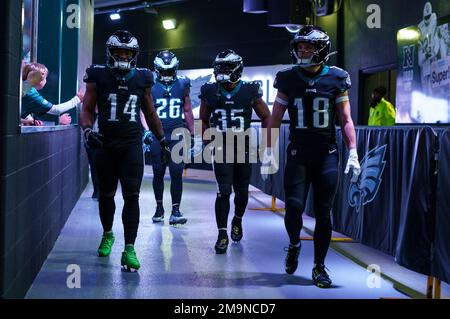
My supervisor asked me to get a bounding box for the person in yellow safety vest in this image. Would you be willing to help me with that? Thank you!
[368,86,396,126]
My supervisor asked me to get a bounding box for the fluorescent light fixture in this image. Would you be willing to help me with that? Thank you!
[162,19,177,30]
[397,28,420,41]
[110,13,121,20]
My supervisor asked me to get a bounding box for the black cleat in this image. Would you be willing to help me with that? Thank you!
[284,244,301,274]
[312,264,332,288]
[169,210,187,225]
[215,233,229,254]
[152,205,164,223]
[231,217,243,242]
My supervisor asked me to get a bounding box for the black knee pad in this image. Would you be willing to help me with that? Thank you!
[218,184,232,197]
[234,187,248,202]
[285,196,305,213]
[122,194,140,222]
[99,194,115,209]
[152,165,165,178]
[315,210,332,225]
[123,193,139,202]
[233,185,248,196]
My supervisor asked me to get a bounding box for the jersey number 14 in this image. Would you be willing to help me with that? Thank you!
[108,93,138,122]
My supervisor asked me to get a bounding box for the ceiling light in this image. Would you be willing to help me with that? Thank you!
[110,13,121,20]
[162,19,177,30]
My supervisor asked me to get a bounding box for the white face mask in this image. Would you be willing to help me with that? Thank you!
[215,73,231,83]
[115,61,131,70]
[161,75,175,82]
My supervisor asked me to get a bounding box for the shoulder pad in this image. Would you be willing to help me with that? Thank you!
[200,82,216,92]
[277,66,296,74]
[91,64,106,69]
[329,66,349,78]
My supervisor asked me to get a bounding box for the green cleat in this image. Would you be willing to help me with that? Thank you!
[97,231,115,257]
[121,245,141,271]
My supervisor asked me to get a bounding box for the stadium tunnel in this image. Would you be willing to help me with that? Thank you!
[0,0,450,301]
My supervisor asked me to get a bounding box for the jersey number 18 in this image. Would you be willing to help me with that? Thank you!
[294,97,330,129]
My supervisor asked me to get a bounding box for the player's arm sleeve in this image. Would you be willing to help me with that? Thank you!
[184,77,192,96]
[198,84,208,103]
[339,71,352,93]
[254,82,263,99]
[83,66,96,84]
[273,72,289,96]
[144,69,154,88]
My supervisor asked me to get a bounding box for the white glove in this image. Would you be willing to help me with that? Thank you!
[260,147,279,181]
[345,148,361,182]
[191,135,203,157]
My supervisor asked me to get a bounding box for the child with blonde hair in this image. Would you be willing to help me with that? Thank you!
[21,62,84,125]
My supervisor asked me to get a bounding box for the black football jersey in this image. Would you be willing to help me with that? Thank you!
[199,81,262,134]
[274,65,351,145]
[152,76,190,133]
[83,65,153,148]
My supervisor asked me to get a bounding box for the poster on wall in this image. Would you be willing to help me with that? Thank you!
[396,2,450,124]
[178,64,292,120]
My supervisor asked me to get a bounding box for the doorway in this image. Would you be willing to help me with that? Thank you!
[359,65,397,125]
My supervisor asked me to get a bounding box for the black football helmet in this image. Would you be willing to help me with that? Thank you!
[213,49,243,83]
[154,50,179,83]
[290,25,333,67]
[106,30,139,71]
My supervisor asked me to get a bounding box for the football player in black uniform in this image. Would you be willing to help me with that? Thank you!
[80,30,170,271]
[263,26,361,287]
[142,50,194,225]
[200,50,271,254]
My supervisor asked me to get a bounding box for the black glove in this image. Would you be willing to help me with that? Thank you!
[160,137,171,165]
[84,128,103,149]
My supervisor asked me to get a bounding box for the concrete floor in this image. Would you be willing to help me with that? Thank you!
[26,169,408,299]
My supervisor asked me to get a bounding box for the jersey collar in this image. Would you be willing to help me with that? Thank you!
[294,65,329,86]
[109,67,136,82]
[157,78,177,91]
[219,81,242,99]
[122,68,136,81]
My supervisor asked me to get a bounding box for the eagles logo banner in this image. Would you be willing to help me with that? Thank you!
[347,145,387,213]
